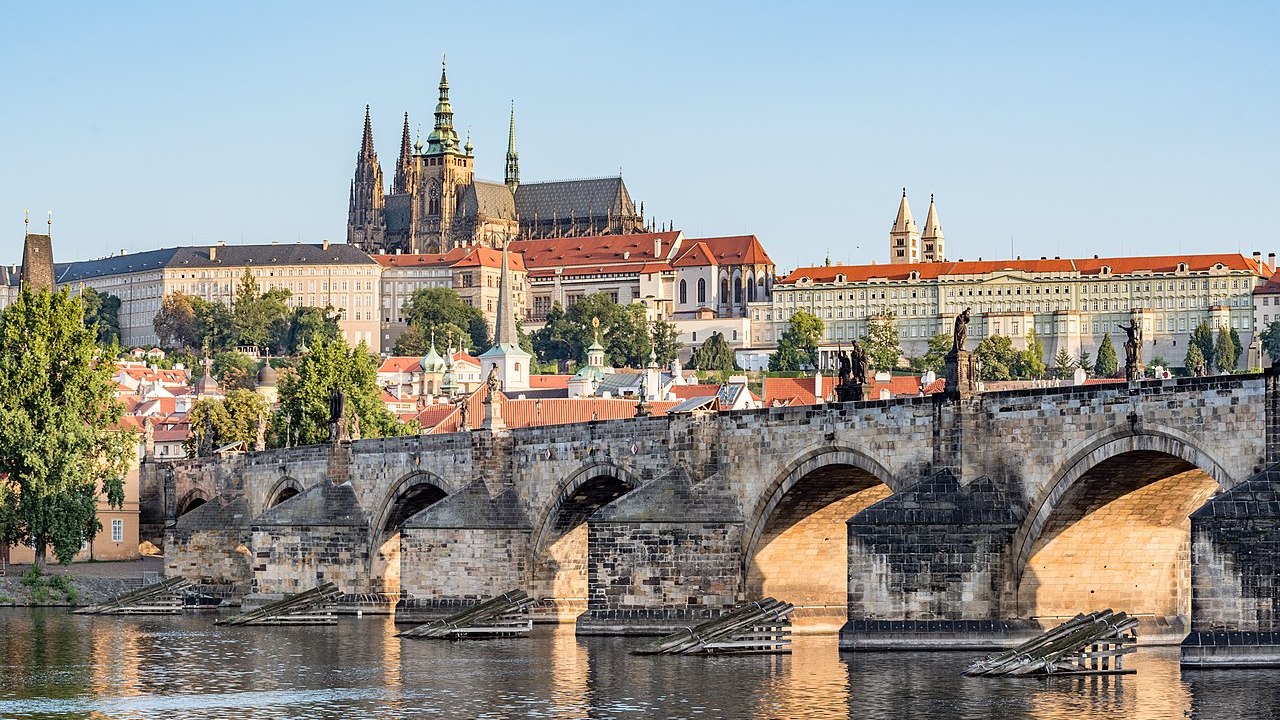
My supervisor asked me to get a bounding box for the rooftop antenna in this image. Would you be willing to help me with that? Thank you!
[24,208,29,231]
[47,210,52,233]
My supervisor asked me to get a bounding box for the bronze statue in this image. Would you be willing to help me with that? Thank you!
[849,339,869,386]
[458,396,471,431]
[1119,321,1141,379]
[953,307,972,354]
[328,387,346,425]
[837,350,852,388]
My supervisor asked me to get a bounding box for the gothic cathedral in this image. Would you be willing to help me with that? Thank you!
[348,60,647,254]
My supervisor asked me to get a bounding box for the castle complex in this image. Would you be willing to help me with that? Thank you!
[347,60,645,255]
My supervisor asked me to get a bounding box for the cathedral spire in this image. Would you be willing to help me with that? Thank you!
[477,239,531,393]
[505,101,520,192]
[891,188,917,234]
[889,188,921,264]
[494,240,518,348]
[348,106,385,250]
[394,112,414,193]
[426,55,459,155]
[360,105,375,159]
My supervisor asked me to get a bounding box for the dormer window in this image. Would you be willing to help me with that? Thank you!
[1177,262,1189,272]
[835,273,846,283]
[1100,265,1112,275]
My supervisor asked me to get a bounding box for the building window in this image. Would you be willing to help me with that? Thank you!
[697,278,707,303]
[111,519,123,543]
[679,280,687,304]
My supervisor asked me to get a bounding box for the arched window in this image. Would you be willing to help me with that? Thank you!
[721,278,730,304]
[679,279,688,304]
[746,273,756,302]
[734,277,743,305]
[697,278,706,303]
[429,186,441,215]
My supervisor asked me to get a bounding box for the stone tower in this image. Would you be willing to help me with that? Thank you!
[889,188,920,264]
[21,212,55,291]
[921,194,945,263]
[505,102,519,192]
[478,241,531,392]
[347,106,385,251]
[413,58,476,253]
[393,112,418,195]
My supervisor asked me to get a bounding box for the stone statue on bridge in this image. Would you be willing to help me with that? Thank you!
[837,351,852,388]
[835,341,870,402]
[327,387,346,443]
[952,307,971,355]
[1119,321,1142,381]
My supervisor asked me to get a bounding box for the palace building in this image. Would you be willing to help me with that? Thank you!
[347,60,646,255]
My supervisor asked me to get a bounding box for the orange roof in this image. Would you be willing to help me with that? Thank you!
[672,241,717,268]
[692,235,773,266]
[511,232,681,274]
[372,247,526,272]
[781,253,1264,285]
[528,374,572,390]
[379,357,422,374]
[1256,269,1280,296]
[762,375,836,406]
[497,398,682,427]
[668,383,722,400]
[865,375,929,397]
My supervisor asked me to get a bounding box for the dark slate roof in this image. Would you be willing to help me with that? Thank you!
[403,481,530,529]
[54,242,377,283]
[1,264,19,287]
[385,193,412,233]
[598,373,644,396]
[459,181,516,219]
[252,481,367,527]
[514,176,636,221]
[666,395,717,413]
[171,496,253,538]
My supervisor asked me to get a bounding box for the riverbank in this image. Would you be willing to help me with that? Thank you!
[0,557,163,607]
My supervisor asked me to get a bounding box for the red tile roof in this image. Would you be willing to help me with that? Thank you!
[781,253,1265,285]
[672,242,717,268]
[693,235,773,267]
[1255,269,1280,296]
[762,376,836,406]
[528,374,572,390]
[372,246,526,271]
[668,383,722,400]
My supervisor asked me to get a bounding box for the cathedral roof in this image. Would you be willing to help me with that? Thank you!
[694,235,773,266]
[372,246,525,272]
[458,181,516,220]
[514,176,637,221]
[511,231,681,278]
[384,194,413,234]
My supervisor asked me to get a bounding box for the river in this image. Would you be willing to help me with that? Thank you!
[0,609,1277,719]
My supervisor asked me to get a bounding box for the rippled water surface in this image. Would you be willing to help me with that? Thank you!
[1,609,1278,719]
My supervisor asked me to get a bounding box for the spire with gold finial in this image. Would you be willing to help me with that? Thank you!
[426,54,460,155]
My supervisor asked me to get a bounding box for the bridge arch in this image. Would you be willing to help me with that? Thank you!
[1011,428,1231,637]
[264,476,304,509]
[744,444,897,630]
[175,489,209,517]
[532,460,640,620]
[370,470,455,596]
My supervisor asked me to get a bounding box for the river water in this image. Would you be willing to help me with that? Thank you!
[0,609,1277,719]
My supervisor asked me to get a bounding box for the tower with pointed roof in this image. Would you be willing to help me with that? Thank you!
[505,102,519,192]
[346,106,386,250]
[920,194,945,263]
[407,57,478,253]
[477,241,531,392]
[393,112,418,195]
[21,211,55,292]
[889,188,920,264]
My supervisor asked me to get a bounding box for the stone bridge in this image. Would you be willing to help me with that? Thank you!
[145,373,1280,665]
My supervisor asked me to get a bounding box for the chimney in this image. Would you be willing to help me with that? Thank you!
[1270,253,1277,274]
[813,370,822,402]
[209,246,217,261]
[654,237,661,258]
[322,239,330,250]
[1253,251,1262,269]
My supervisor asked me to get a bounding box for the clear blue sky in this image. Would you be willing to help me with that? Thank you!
[2,1,1276,271]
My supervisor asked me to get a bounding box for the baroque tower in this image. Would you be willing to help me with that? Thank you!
[346,106,385,250]
[889,188,920,264]
[478,240,531,393]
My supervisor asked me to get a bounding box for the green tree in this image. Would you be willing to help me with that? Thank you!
[272,335,411,447]
[530,294,650,367]
[281,305,343,354]
[400,287,489,354]
[1077,349,1093,377]
[153,292,201,350]
[649,319,680,366]
[1053,348,1076,379]
[909,333,952,375]
[1015,329,1047,379]
[1095,334,1119,378]
[690,332,738,373]
[185,389,269,456]
[192,297,235,353]
[769,311,823,371]
[212,350,258,392]
[1260,321,1280,365]
[861,312,902,372]
[231,269,292,351]
[1184,342,1206,375]
[0,288,134,568]
[1229,327,1243,370]
[975,334,1016,381]
[1147,354,1170,377]
[530,302,575,367]
[1215,326,1238,373]
[1191,321,1215,372]
[79,288,122,346]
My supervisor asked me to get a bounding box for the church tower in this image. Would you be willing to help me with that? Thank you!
[414,57,475,253]
[505,102,519,192]
[346,106,385,251]
[393,112,418,194]
[478,241,531,392]
[889,188,920,264]
[21,211,55,292]
[920,194,945,263]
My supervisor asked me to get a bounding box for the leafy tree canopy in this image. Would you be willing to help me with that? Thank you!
[769,311,823,372]
[0,288,134,567]
[909,333,952,375]
[400,287,489,355]
[1095,334,1119,378]
[861,312,902,372]
[185,389,269,456]
[79,288,122,347]
[690,332,738,373]
[975,334,1016,381]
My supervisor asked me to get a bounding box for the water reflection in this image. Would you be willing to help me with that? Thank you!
[0,610,1277,719]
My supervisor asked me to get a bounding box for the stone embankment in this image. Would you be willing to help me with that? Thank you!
[0,558,162,607]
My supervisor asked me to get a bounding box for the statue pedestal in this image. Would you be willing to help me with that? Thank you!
[946,350,978,399]
[834,384,864,403]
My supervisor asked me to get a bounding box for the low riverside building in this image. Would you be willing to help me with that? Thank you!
[766,253,1271,371]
